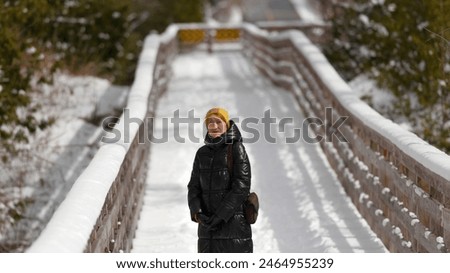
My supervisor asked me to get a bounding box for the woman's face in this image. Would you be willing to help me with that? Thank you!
[206,115,227,139]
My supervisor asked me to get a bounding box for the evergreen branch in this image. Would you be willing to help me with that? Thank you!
[424,27,450,43]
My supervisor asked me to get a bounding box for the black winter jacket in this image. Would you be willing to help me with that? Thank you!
[188,120,253,253]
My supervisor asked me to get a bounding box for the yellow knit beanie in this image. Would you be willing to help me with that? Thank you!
[205,107,230,129]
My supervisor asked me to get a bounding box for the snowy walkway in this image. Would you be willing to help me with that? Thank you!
[131,49,387,253]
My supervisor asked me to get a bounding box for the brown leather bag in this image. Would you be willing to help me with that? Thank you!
[244,192,259,224]
[227,144,259,224]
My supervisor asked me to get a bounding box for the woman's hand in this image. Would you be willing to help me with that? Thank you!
[197,213,210,224]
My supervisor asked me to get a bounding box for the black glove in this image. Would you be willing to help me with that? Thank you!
[197,213,210,226]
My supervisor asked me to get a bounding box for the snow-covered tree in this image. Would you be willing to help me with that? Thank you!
[325,0,449,152]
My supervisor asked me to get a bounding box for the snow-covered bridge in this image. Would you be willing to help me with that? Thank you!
[27,23,450,253]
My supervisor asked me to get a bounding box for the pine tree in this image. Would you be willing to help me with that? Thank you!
[0,1,56,157]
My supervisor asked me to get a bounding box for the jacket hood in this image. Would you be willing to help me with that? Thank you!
[204,120,242,145]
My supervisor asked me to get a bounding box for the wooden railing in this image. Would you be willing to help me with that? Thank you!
[84,30,179,252]
[27,26,179,253]
[255,21,331,45]
[241,24,450,252]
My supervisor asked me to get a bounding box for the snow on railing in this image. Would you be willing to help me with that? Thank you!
[27,26,179,253]
[241,23,450,252]
[254,20,331,45]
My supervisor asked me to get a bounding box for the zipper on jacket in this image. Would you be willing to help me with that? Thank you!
[208,149,216,211]
[208,149,216,253]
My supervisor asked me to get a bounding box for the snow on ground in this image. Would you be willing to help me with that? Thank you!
[0,73,128,251]
[131,49,387,253]
[348,74,412,132]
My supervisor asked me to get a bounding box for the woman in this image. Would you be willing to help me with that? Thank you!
[187,107,253,253]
